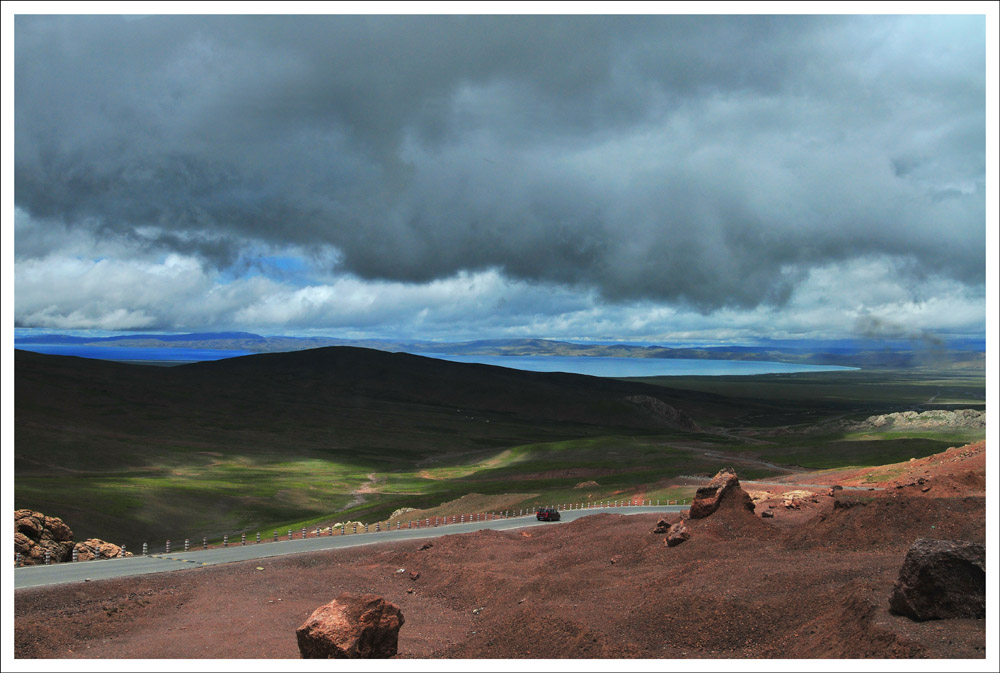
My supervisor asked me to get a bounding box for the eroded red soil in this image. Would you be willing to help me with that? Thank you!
[14,443,987,660]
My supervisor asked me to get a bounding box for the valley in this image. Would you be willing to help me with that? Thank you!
[14,347,985,553]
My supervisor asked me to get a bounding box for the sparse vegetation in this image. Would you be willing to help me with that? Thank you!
[14,349,984,548]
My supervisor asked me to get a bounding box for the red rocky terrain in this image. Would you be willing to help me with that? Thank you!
[13,442,988,660]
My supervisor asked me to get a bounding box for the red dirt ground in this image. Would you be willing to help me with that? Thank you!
[13,443,988,660]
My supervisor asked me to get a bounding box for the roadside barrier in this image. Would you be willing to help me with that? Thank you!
[48,498,692,561]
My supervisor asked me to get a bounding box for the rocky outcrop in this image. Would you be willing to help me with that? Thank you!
[14,509,74,565]
[296,594,404,658]
[688,468,755,519]
[836,409,985,433]
[73,538,133,561]
[624,395,699,430]
[889,538,985,621]
[389,507,417,519]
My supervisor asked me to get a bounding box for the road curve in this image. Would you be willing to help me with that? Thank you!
[14,506,684,590]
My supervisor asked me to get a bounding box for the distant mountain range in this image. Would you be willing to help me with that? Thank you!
[14,331,985,369]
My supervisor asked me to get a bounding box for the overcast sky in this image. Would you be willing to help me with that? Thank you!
[10,12,990,343]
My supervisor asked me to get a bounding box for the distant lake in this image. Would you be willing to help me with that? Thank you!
[414,353,858,377]
[15,345,252,363]
[17,344,858,377]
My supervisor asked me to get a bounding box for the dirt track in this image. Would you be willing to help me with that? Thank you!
[13,443,987,659]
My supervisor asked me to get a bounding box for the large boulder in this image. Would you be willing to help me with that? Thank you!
[73,538,133,561]
[14,509,75,565]
[688,468,755,519]
[889,538,985,621]
[296,594,405,658]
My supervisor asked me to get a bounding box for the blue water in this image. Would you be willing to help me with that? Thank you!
[17,344,858,377]
[16,345,252,363]
[414,353,857,377]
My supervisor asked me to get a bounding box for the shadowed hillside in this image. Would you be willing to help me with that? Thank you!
[16,346,705,470]
[14,347,709,545]
[14,347,984,550]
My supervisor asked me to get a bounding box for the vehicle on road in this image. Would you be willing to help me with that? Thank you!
[536,507,561,521]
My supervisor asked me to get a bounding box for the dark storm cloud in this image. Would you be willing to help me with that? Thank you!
[14,14,986,310]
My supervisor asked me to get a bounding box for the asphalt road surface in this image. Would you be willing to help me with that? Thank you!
[14,505,684,590]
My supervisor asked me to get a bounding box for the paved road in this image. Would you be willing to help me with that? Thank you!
[14,506,683,590]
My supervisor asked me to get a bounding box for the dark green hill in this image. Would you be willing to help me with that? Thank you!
[16,346,704,470]
[14,347,712,545]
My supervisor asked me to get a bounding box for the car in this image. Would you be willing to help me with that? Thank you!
[536,507,561,521]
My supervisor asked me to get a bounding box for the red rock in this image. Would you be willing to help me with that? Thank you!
[73,538,132,561]
[408,571,420,581]
[889,538,985,621]
[652,518,671,534]
[13,510,75,565]
[688,468,755,519]
[15,511,43,538]
[296,594,404,658]
[666,521,690,547]
[42,516,73,542]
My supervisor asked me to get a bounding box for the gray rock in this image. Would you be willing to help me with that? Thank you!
[889,538,985,621]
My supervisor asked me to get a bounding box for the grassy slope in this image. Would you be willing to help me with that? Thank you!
[15,349,985,548]
[628,367,985,470]
[15,348,712,545]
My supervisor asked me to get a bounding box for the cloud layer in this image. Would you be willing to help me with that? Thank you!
[13,14,987,338]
